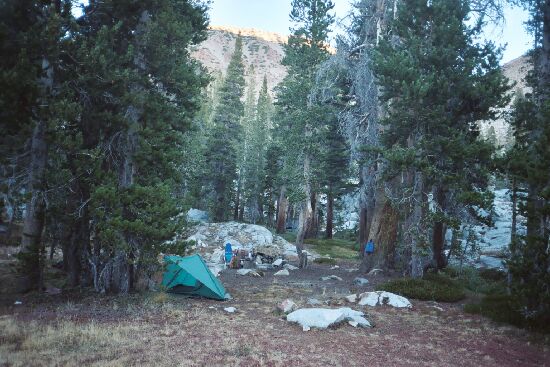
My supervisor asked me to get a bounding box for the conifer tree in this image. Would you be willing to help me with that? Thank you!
[275,0,335,267]
[506,0,550,326]
[204,35,246,222]
[372,0,509,277]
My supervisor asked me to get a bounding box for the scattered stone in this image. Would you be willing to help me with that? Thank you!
[224,293,232,300]
[283,264,298,271]
[224,307,236,313]
[237,269,252,276]
[286,307,372,331]
[429,305,444,312]
[274,269,290,276]
[353,277,369,286]
[278,299,297,314]
[272,258,283,267]
[346,268,359,273]
[368,268,383,276]
[348,321,359,327]
[358,291,412,308]
[345,294,357,303]
[330,265,340,270]
[321,275,343,281]
[14,301,22,305]
[236,269,262,277]
[307,298,323,306]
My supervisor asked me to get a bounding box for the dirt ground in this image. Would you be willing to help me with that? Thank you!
[0,259,548,367]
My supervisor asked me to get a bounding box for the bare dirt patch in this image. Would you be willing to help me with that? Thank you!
[0,260,547,366]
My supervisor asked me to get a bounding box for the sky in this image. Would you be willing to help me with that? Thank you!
[209,0,532,64]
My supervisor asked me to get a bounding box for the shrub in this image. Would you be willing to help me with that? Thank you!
[465,294,550,333]
[376,273,466,302]
[313,257,337,265]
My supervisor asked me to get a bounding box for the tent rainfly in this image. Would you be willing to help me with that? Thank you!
[161,254,226,300]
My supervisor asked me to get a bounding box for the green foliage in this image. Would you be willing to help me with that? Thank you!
[371,0,509,275]
[504,0,550,328]
[464,294,550,333]
[203,35,246,221]
[274,0,336,205]
[377,273,466,302]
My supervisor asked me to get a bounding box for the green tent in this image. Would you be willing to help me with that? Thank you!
[161,254,226,300]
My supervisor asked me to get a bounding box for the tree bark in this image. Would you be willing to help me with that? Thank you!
[325,189,334,239]
[410,170,427,279]
[360,185,398,272]
[276,185,288,234]
[305,192,318,239]
[296,155,313,268]
[432,185,447,270]
[20,119,48,289]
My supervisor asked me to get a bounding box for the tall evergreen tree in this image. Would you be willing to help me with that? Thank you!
[372,0,509,277]
[506,0,550,326]
[204,35,246,222]
[275,0,335,267]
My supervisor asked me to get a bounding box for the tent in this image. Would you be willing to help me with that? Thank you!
[161,254,226,300]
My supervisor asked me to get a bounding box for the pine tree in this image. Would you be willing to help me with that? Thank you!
[275,0,335,267]
[506,0,550,327]
[372,0,509,277]
[0,0,76,289]
[204,35,246,222]
[241,76,272,223]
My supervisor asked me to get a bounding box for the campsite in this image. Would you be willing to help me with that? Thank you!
[1,251,547,366]
[1,0,550,365]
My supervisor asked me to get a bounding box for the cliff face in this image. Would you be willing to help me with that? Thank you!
[191,26,288,95]
[480,55,531,147]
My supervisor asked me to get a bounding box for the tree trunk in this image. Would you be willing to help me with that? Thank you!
[358,165,376,257]
[276,185,288,234]
[360,185,398,272]
[233,182,241,221]
[432,185,447,270]
[295,155,313,268]
[305,192,318,239]
[410,170,427,279]
[20,119,48,290]
[326,189,334,239]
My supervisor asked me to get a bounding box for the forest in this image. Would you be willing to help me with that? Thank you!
[0,0,549,365]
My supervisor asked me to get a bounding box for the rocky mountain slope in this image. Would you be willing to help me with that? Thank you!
[480,55,531,146]
[191,26,287,95]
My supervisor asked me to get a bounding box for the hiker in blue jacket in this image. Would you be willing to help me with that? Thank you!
[365,239,375,256]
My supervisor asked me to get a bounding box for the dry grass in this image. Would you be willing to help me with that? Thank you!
[0,316,147,366]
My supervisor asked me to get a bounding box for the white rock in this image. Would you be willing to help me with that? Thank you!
[14,301,22,305]
[368,268,383,276]
[348,321,359,327]
[224,307,236,313]
[286,307,371,331]
[307,298,323,306]
[345,294,357,303]
[278,299,297,314]
[237,269,252,276]
[353,277,369,286]
[184,222,319,266]
[330,265,340,270]
[284,264,298,270]
[273,259,283,267]
[321,275,343,281]
[224,293,232,300]
[186,208,209,223]
[274,269,290,276]
[358,291,412,308]
[346,268,359,272]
